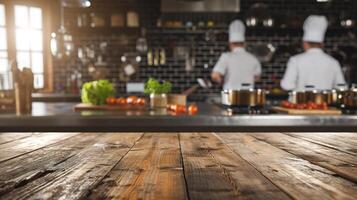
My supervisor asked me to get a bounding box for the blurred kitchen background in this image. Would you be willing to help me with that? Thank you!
[0,0,356,95]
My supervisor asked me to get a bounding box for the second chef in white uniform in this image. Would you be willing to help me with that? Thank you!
[281,15,346,91]
[211,20,262,90]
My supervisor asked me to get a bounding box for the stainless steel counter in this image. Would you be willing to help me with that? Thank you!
[0,102,356,132]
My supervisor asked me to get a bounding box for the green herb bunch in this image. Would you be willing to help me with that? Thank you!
[144,78,172,94]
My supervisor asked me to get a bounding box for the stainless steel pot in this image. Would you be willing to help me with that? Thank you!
[342,87,357,109]
[221,89,266,107]
[289,90,333,105]
[331,89,348,106]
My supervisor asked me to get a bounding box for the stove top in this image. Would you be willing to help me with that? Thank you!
[222,105,272,115]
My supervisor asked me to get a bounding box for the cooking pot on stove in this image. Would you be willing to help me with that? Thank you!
[330,84,349,107]
[289,86,333,105]
[221,84,267,107]
[342,85,357,109]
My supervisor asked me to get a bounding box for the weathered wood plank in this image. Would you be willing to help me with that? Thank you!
[249,132,357,183]
[0,133,103,196]
[198,133,291,200]
[88,133,187,200]
[0,132,80,163]
[180,133,239,200]
[180,133,291,200]
[0,133,34,145]
[287,133,357,156]
[217,133,357,200]
[0,133,143,200]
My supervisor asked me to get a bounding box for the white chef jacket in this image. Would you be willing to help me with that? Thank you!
[281,48,346,91]
[213,47,262,90]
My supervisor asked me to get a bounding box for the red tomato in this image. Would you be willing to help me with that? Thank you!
[170,104,178,112]
[318,102,328,110]
[136,98,146,106]
[116,97,126,105]
[126,96,138,105]
[188,104,198,115]
[281,101,295,109]
[177,105,187,113]
[106,97,116,105]
[296,104,305,110]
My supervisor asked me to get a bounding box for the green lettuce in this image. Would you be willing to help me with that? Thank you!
[81,80,115,105]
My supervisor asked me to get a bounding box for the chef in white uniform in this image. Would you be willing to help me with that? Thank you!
[211,20,262,90]
[281,15,346,91]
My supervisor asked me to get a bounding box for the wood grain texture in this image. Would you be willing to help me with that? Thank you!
[0,133,34,145]
[0,133,143,200]
[217,133,357,200]
[287,132,357,156]
[179,133,240,200]
[0,132,79,163]
[0,132,356,200]
[88,133,187,200]
[180,133,290,200]
[0,133,102,195]
[195,133,291,200]
[249,132,357,183]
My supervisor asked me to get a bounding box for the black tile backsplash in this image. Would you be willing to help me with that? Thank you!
[54,0,357,94]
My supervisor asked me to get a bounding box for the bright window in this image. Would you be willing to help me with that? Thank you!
[14,5,44,89]
[0,4,11,90]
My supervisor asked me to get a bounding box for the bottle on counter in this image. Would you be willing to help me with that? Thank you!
[147,49,153,66]
[154,48,160,66]
[160,48,166,65]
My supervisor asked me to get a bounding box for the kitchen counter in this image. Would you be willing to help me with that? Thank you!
[0,102,357,132]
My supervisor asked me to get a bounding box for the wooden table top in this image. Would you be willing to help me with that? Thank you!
[0,132,356,200]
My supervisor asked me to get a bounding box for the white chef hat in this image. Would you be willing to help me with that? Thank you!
[303,15,328,43]
[229,20,245,43]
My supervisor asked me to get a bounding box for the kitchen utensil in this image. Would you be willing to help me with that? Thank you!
[136,28,148,54]
[245,3,274,27]
[168,94,187,106]
[150,93,167,108]
[197,78,212,89]
[330,84,348,107]
[342,85,357,109]
[248,43,276,63]
[119,52,140,81]
[221,84,267,107]
[289,90,333,105]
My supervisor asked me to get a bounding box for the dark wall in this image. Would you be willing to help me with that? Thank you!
[53,0,357,94]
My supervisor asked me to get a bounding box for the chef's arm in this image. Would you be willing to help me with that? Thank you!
[212,54,228,84]
[281,58,298,90]
[211,72,223,84]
